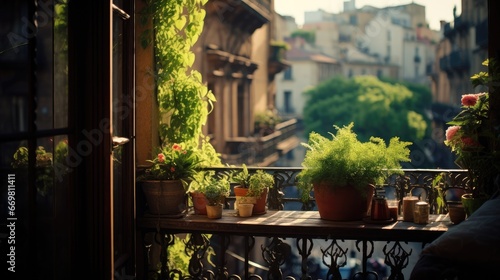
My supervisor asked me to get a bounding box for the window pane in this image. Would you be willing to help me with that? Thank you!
[54,0,69,129]
[3,135,71,277]
[37,0,69,130]
[35,135,72,278]
[0,2,30,134]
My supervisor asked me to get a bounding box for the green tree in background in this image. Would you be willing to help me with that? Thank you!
[303,75,433,166]
[291,29,315,44]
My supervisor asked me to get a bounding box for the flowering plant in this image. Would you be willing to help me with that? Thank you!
[444,62,499,198]
[140,143,201,186]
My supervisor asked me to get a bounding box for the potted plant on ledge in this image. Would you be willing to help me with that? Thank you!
[204,175,230,219]
[297,122,412,221]
[138,142,201,216]
[444,59,500,216]
[232,165,275,215]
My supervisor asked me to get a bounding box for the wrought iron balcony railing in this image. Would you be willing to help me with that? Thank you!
[137,168,470,280]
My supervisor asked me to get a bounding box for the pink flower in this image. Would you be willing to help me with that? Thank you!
[157,153,165,162]
[170,166,176,173]
[445,126,460,141]
[172,143,182,151]
[461,94,478,106]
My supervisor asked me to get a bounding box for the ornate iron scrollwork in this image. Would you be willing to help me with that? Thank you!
[352,240,378,280]
[296,238,313,280]
[321,239,348,280]
[269,171,287,210]
[184,233,212,279]
[159,233,176,280]
[262,237,291,280]
[383,241,412,280]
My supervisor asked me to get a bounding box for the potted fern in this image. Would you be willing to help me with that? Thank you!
[297,123,412,221]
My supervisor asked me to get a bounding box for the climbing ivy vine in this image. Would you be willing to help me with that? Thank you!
[141,0,215,147]
[139,0,220,274]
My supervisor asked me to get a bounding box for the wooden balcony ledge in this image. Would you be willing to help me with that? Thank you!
[138,210,451,243]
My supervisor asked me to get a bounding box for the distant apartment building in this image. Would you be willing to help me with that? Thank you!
[431,0,488,167]
[275,37,341,120]
[356,4,437,85]
[274,1,436,120]
[191,0,295,166]
[433,0,488,106]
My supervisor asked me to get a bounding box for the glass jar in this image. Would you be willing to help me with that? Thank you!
[371,195,390,220]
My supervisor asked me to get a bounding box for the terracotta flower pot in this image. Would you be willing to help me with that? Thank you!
[447,202,466,224]
[238,203,254,217]
[206,204,223,219]
[190,192,208,215]
[314,183,374,221]
[234,186,268,215]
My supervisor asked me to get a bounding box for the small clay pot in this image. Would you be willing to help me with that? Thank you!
[447,202,466,224]
[206,204,223,219]
[238,203,254,217]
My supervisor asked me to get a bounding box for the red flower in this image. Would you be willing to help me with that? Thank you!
[461,94,479,106]
[143,142,200,181]
[157,153,165,162]
[172,143,182,151]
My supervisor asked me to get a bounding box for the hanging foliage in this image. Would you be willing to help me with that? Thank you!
[140,0,216,146]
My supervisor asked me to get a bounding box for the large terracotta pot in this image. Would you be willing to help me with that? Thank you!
[313,183,374,221]
[234,186,268,215]
[141,180,187,215]
[190,192,208,215]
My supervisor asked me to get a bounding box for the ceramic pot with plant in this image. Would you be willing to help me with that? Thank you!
[138,142,201,216]
[432,173,468,222]
[232,164,253,212]
[203,175,230,219]
[232,165,274,215]
[297,122,412,221]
